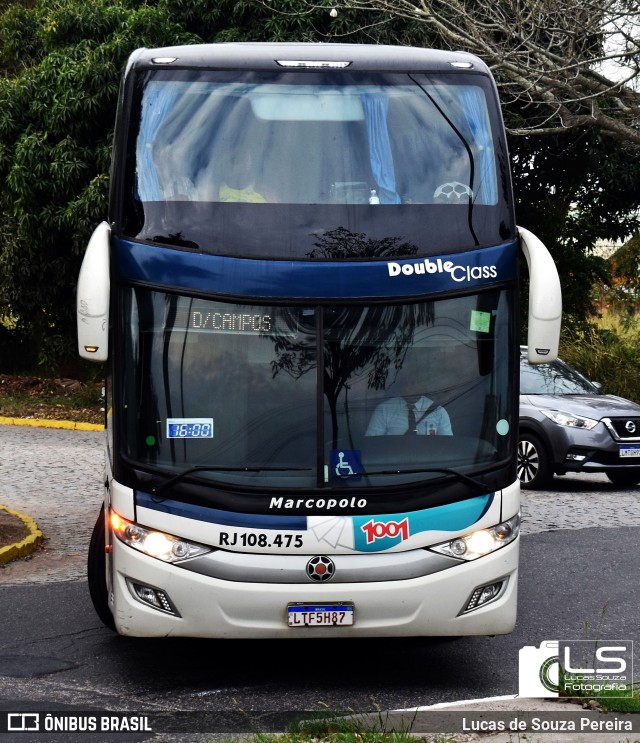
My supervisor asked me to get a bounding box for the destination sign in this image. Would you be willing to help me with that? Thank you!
[173,303,301,336]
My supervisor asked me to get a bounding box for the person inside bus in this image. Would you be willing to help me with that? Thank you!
[217,145,277,203]
[365,352,453,436]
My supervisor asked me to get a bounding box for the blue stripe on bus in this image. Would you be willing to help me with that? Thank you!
[135,491,308,530]
[352,492,494,552]
[135,490,494,549]
[114,238,518,299]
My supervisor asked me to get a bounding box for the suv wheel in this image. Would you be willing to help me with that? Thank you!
[517,433,553,490]
[606,470,640,488]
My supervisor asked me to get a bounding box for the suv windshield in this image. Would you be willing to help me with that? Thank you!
[120,287,513,490]
[520,357,597,395]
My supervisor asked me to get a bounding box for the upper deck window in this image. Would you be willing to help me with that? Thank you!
[120,71,514,258]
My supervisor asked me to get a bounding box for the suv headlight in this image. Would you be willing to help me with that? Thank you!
[540,408,598,430]
[429,515,520,561]
[110,511,211,563]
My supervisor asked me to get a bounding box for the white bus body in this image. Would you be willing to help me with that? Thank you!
[78,43,561,638]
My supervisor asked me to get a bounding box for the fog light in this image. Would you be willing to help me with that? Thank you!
[565,452,586,462]
[127,580,180,616]
[461,579,506,614]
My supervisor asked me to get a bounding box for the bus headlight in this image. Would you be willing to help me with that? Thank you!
[429,514,520,561]
[110,511,212,563]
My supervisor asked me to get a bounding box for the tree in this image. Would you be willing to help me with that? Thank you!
[0,0,198,370]
[612,236,640,292]
[0,0,427,372]
[1,0,638,372]
[598,233,640,318]
[270,304,435,447]
[509,127,640,326]
[265,0,640,323]
[325,0,640,145]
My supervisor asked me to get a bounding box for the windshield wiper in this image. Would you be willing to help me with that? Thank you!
[151,464,311,497]
[152,233,200,250]
[355,466,490,491]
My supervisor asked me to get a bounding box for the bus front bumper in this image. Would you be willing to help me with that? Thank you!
[107,537,519,638]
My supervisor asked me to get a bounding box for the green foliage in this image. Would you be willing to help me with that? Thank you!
[611,234,640,294]
[160,0,429,45]
[0,324,38,373]
[0,0,199,371]
[0,0,638,372]
[560,319,640,404]
[509,127,640,326]
[0,5,42,68]
[0,0,435,372]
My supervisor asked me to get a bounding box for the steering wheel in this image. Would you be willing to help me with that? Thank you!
[433,181,474,202]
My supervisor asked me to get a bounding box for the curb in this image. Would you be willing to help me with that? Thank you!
[0,504,43,566]
[0,416,103,431]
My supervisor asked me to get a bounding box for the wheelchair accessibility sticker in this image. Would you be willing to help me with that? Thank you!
[330,449,362,482]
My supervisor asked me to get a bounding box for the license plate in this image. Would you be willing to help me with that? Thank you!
[287,603,354,627]
[619,446,640,458]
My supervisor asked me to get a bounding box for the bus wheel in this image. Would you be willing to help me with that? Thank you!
[517,433,552,490]
[87,508,116,631]
[606,470,640,487]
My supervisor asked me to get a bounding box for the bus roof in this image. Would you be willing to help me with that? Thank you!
[126,42,491,76]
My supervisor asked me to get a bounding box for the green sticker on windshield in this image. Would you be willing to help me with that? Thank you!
[470,310,491,333]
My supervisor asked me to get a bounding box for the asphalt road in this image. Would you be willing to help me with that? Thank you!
[0,424,639,741]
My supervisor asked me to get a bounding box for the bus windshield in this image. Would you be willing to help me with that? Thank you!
[121,70,514,258]
[120,286,512,490]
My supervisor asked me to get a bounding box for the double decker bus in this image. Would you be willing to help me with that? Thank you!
[77,42,561,638]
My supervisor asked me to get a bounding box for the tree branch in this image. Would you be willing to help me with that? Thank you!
[315,0,640,144]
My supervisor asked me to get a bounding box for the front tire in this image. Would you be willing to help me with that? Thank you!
[606,470,640,488]
[517,433,553,490]
[87,508,116,631]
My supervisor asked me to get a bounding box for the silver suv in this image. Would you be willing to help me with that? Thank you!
[518,348,640,489]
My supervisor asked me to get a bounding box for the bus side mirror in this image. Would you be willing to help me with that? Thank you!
[518,226,562,365]
[77,221,111,362]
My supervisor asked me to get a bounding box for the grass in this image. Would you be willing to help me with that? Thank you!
[561,671,640,714]
[204,688,640,743]
[221,734,455,743]
[226,732,456,743]
[591,682,640,714]
[0,373,103,425]
[207,707,459,743]
[283,707,448,741]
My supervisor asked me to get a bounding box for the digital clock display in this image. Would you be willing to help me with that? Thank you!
[166,418,214,439]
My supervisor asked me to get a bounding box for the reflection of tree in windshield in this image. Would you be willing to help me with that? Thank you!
[269,303,434,448]
[520,360,595,395]
[307,226,418,260]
